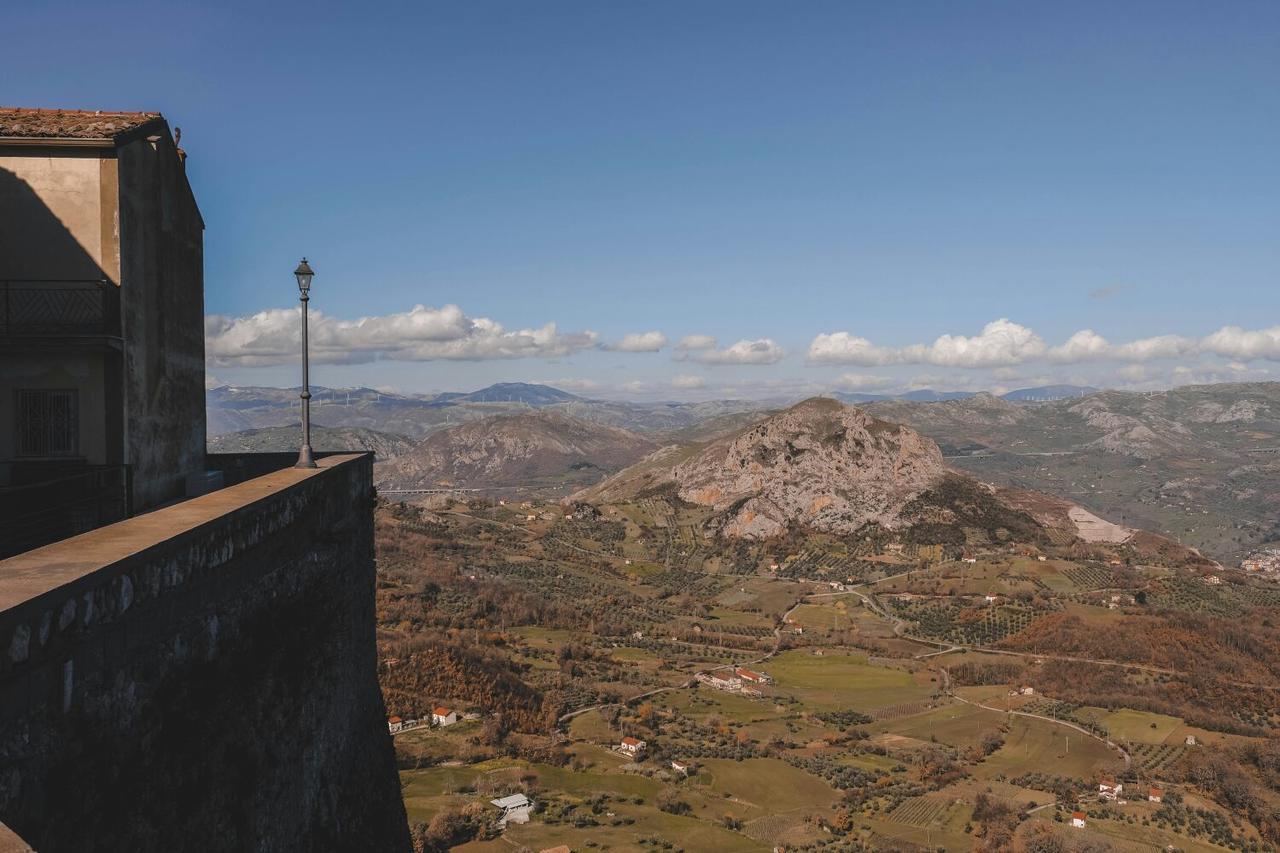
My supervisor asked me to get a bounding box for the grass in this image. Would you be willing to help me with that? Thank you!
[768,649,931,712]
[872,701,1005,750]
[696,758,840,813]
[502,802,768,852]
[655,688,782,724]
[973,715,1121,781]
[1074,707,1183,744]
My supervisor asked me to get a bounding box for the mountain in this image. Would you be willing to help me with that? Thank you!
[207,424,414,460]
[453,382,581,405]
[374,411,656,497]
[831,389,976,404]
[833,386,1098,404]
[578,398,952,538]
[1002,384,1098,402]
[859,382,1280,562]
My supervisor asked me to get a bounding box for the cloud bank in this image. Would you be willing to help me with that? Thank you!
[809,319,1280,367]
[675,336,787,365]
[205,304,599,367]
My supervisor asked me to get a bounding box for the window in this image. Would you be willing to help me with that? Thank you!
[15,389,80,457]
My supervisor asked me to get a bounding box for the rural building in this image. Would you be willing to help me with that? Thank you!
[1071,811,1086,828]
[698,671,742,691]
[735,667,772,685]
[1098,777,1122,801]
[671,760,691,775]
[1020,686,1035,696]
[1148,788,1163,803]
[619,736,647,758]
[490,794,532,826]
[431,706,458,727]
[387,715,404,733]
[0,108,207,556]
[1185,735,1197,746]
[1204,575,1222,585]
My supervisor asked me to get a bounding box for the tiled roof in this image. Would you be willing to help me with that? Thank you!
[0,107,162,140]
[432,706,452,716]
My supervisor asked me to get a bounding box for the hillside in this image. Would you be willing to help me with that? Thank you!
[861,382,1280,562]
[579,398,953,538]
[207,424,414,460]
[374,411,656,497]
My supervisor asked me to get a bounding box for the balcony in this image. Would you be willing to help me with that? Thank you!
[0,464,131,560]
[0,280,121,345]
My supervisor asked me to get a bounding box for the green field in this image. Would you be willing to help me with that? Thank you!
[973,716,1121,781]
[1075,707,1183,744]
[872,701,1005,750]
[768,650,931,712]
[696,758,840,813]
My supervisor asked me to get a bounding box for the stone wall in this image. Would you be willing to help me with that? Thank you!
[0,454,410,852]
[116,126,206,510]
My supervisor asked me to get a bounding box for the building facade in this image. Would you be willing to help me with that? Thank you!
[0,108,205,556]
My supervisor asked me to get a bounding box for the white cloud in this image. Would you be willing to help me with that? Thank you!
[810,318,1280,369]
[205,304,600,367]
[610,330,668,352]
[676,334,717,351]
[672,374,706,389]
[681,338,786,365]
[1117,364,1147,382]
[810,319,1046,368]
[1200,325,1280,361]
[807,332,898,366]
[833,373,894,391]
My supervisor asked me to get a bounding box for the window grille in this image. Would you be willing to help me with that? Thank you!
[15,389,80,457]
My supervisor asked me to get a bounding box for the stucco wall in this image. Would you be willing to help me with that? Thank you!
[0,454,410,852]
[0,153,113,282]
[115,131,206,509]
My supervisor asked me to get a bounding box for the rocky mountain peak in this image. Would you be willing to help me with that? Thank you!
[577,397,948,539]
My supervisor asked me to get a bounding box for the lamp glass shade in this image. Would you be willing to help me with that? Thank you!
[294,258,315,293]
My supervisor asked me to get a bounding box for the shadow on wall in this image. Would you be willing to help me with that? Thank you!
[0,165,109,282]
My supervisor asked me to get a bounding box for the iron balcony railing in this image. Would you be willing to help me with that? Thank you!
[0,279,121,338]
[0,464,132,559]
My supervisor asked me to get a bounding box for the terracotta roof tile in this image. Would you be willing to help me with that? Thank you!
[0,107,162,140]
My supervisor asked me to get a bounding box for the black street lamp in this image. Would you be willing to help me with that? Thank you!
[294,257,317,469]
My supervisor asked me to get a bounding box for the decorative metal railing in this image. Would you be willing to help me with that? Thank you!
[0,464,131,559]
[0,279,120,338]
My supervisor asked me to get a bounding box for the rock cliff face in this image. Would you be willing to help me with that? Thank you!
[376,412,655,495]
[582,398,947,538]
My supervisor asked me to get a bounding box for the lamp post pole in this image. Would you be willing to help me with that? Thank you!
[294,258,317,469]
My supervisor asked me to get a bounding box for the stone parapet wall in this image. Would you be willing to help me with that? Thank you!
[0,453,410,852]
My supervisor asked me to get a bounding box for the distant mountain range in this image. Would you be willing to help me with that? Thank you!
[834,384,1098,404]
[206,380,1280,562]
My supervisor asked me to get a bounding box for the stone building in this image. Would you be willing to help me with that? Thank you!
[0,108,205,557]
[0,107,410,851]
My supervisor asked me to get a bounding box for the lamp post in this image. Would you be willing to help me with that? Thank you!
[294,258,316,468]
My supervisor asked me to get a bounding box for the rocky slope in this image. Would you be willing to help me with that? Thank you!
[208,424,414,460]
[375,412,656,495]
[578,398,949,538]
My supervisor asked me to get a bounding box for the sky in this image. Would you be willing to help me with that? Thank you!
[5,1,1279,400]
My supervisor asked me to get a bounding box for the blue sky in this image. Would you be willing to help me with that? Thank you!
[5,1,1279,399]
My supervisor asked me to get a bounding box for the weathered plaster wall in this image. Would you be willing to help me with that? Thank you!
[0,454,410,852]
[115,130,206,510]
[0,154,111,281]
